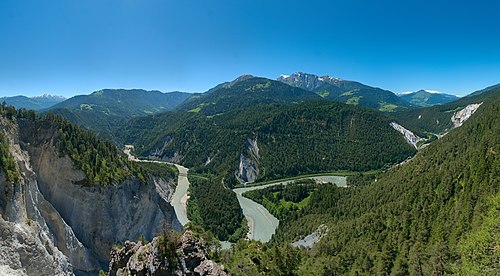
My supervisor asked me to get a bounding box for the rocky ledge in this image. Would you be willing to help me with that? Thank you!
[109,231,228,276]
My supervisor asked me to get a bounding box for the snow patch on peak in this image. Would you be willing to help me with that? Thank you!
[398,91,414,95]
[31,94,66,100]
[280,74,289,79]
[320,75,342,82]
[424,89,442,94]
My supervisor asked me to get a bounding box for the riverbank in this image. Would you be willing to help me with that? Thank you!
[233,175,347,242]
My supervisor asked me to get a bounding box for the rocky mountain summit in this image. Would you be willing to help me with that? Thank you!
[109,231,228,276]
[278,72,411,111]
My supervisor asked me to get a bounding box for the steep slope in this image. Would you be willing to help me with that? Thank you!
[0,94,66,110]
[0,106,181,274]
[49,89,191,139]
[393,85,500,135]
[225,87,500,275]
[398,89,460,107]
[278,72,412,111]
[467,83,500,97]
[121,101,415,187]
[177,76,322,116]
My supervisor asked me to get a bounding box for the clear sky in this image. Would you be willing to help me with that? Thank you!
[0,0,499,97]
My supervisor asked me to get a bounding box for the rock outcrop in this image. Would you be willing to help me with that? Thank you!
[390,122,425,149]
[0,118,182,275]
[235,138,260,184]
[108,231,228,276]
[451,103,483,128]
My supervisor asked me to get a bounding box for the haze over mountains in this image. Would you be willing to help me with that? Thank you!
[2,72,464,114]
[0,71,499,275]
[0,94,66,110]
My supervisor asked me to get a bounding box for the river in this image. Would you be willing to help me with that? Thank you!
[233,175,347,242]
[124,145,347,243]
[124,145,190,226]
[170,165,190,226]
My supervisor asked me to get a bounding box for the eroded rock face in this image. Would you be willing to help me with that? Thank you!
[235,138,260,184]
[109,231,228,276]
[0,118,182,274]
[0,120,73,275]
[235,154,258,184]
[451,103,483,128]
[390,122,425,149]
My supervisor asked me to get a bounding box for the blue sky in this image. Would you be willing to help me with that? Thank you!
[0,0,499,97]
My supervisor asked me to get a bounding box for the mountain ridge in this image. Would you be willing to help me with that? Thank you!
[398,89,460,107]
[0,94,67,110]
[278,72,412,111]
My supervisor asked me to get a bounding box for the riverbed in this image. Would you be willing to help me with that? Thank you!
[170,165,190,226]
[233,175,346,242]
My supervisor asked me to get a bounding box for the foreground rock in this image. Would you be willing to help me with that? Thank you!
[109,231,228,276]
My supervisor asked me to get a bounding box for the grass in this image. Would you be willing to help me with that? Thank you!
[379,102,398,112]
[318,91,330,98]
[346,96,362,105]
[79,103,94,110]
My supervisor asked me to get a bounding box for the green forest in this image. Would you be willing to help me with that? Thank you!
[0,103,173,187]
[392,86,500,136]
[186,174,247,242]
[0,132,19,183]
[243,179,320,221]
[122,100,415,187]
[218,93,500,275]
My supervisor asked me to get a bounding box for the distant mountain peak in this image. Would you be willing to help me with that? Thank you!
[398,89,460,107]
[214,74,256,90]
[31,94,66,100]
[232,74,254,83]
[318,75,343,82]
[278,72,342,84]
[422,89,443,94]
[277,72,343,91]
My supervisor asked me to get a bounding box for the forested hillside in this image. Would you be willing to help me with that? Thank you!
[398,90,459,107]
[49,89,190,139]
[0,95,65,110]
[0,103,163,187]
[222,95,500,275]
[278,72,412,112]
[186,175,246,241]
[176,76,321,116]
[393,85,500,135]
[121,100,415,186]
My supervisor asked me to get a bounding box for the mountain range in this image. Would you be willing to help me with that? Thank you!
[0,73,499,275]
[398,89,460,107]
[278,72,413,111]
[0,94,66,110]
[47,89,191,139]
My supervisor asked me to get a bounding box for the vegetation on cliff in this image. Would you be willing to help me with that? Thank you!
[0,103,163,187]
[0,132,19,182]
[122,100,415,186]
